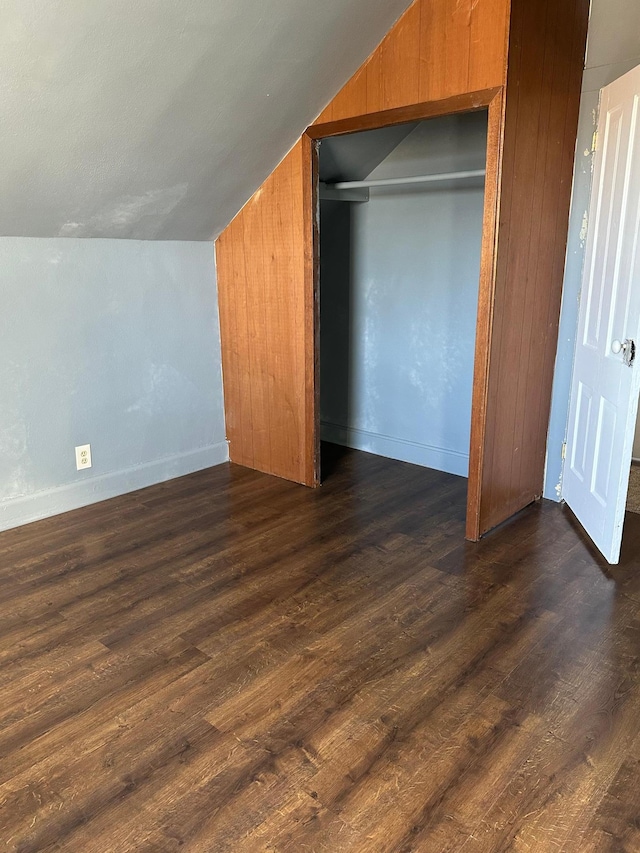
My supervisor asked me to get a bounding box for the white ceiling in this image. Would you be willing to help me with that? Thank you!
[0,0,412,240]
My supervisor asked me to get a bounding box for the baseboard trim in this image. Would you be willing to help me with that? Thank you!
[321,421,468,477]
[0,441,229,533]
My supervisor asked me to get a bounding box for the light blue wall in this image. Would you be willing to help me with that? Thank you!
[543,0,640,499]
[0,238,227,531]
[320,113,487,477]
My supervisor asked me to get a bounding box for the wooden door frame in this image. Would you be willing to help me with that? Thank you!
[303,87,505,541]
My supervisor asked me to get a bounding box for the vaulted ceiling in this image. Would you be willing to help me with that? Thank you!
[0,0,412,240]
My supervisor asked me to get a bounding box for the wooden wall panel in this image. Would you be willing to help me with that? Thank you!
[468,0,511,92]
[216,139,316,485]
[216,0,588,542]
[315,0,510,125]
[218,0,510,489]
[476,0,590,536]
[381,1,421,110]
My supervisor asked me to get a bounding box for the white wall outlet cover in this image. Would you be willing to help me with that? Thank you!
[75,444,92,471]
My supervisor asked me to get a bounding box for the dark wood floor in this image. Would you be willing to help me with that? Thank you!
[1,445,639,852]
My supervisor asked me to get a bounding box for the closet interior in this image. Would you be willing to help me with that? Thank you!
[319,110,488,484]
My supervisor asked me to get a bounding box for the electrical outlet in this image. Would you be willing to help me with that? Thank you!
[75,444,92,471]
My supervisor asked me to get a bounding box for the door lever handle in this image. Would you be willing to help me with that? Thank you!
[611,338,636,366]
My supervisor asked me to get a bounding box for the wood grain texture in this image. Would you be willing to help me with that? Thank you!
[216,139,317,485]
[466,90,506,540]
[477,0,590,536]
[302,133,320,487]
[216,0,588,540]
[315,0,510,124]
[308,89,501,140]
[1,446,640,851]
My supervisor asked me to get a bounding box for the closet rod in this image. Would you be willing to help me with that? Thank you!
[325,169,486,190]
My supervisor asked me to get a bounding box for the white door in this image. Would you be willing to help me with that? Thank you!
[563,64,640,565]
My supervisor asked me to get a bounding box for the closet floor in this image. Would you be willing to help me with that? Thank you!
[1,444,639,852]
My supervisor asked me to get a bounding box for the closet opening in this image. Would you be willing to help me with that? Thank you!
[317,110,489,497]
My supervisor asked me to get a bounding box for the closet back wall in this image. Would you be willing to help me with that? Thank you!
[320,115,487,476]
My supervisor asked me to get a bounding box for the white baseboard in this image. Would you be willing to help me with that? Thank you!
[0,441,229,533]
[321,421,468,477]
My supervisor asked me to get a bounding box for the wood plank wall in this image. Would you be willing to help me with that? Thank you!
[215,0,588,539]
[216,138,316,485]
[475,0,590,535]
[216,0,510,487]
[314,0,510,124]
